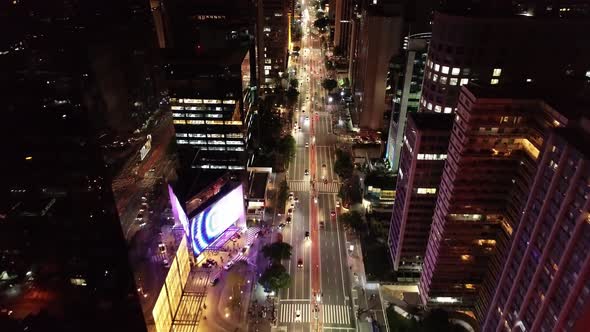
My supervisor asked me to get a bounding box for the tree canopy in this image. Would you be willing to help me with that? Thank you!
[339,211,364,232]
[322,78,338,91]
[258,264,291,293]
[313,16,329,30]
[333,149,354,179]
[262,241,293,262]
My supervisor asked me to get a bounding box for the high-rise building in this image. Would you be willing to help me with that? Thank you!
[419,84,572,313]
[388,113,453,282]
[166,46,255,173]
[482,121,590,331]
[257,0,289,90]
[386,33,430,170]
[350,3,403,131]
[0,1,155,329]
[334,0,354,57]
[419,9,590,114]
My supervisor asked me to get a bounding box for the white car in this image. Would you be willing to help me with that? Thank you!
[305,142,309,148]
[295,309,302,322]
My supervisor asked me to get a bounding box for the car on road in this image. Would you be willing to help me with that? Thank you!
[224,262,234,270]
[295,309,302,322]
[297,258,303,268]
[319,221,325,228]
[289,193,294,201]
[314,196,318,204]
[278,223,286,230]
[158,243,167,254]
[305,116,309,121]
[286,216,292,224]
[304,169,309,176]
[287,208,293,216]
[331,210,336,217]
[211,277,220,286]
[294,196,299,203]
[290,203,295,209]
[336,201,341,208]
[304,231,310,240]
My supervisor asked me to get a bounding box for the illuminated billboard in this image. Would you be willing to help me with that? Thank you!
[168,184,190,235]
[190,185,245,256]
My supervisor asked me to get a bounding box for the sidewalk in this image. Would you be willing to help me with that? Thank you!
[344,205,389,332]
[246,171,286,332]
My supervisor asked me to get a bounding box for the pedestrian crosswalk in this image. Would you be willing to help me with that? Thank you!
[288,180,339,193]
[322,304,352,325]
[288,181,309,192]
[279,302,310,323]
[317,181,339,193]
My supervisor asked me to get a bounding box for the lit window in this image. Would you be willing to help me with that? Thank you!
[177,139,189,144]
[429,61,433,69]
[491,79,499,85]
[440,76,447,85]
[203,99,221,104]
[444,107,452,114]
[434,64,440,72]
[187,120,205,125]
[435,105,442,113]
[462,68,470,75]
[442,66,449,74]
[227,146,245,151]
[172,113,185,118]
[209,147,226,151]
[226,133,244,138]
[432,74,438,82]
[225,121,243,125]
[223,100,236,104]
[228,165,245,170]
[175,133,187,137]
[526,78,533,82]
[190,140,207,145]
[207,113,222,118]
[226,140,243,145]
[460,78,469,86]
[422,99,426,106]
[207,133,224,138]
[586,71,590,78]
[171,106,184,110]
[417,188,437,194]
[451,67,460,75]
[492,68,502,77]
[450,78,458,86]
[427,103,433,110]
[173,119,186,124]
[206,120,224,125]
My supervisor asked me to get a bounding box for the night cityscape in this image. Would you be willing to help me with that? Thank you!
[1,0,590,332]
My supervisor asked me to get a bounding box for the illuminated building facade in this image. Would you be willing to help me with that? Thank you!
[482,121,590,332]
[350,3,403,131]
[166,46,255,172]
[386,33,430,171]
[257,0,289,90]
[334,0,354,58]
[388,113,453,282]
[420,10,590,114]
[419,84,570,314]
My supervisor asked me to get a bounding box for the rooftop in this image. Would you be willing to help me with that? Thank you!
[248,172,269,200]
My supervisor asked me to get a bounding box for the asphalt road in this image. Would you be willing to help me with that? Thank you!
[276,3,355,331]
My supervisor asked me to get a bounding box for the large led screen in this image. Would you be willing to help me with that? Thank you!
[168,184,190,235]
[190,185,245,256]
